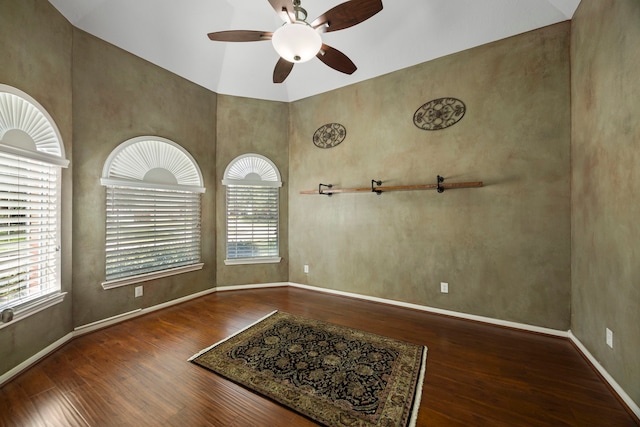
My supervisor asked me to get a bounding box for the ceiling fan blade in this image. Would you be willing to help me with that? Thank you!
[208,30,273,42]
[268,0,296,23]
[273,57,295,83]
[316,44,357,75]
[311,0,383,32]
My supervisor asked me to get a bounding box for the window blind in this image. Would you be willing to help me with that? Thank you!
[226,185,279,259]
[0,151,61,309]
[105,186,201,281]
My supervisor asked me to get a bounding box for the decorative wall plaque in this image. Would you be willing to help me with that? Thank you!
[313,123,346,149]
[413,98,466,131]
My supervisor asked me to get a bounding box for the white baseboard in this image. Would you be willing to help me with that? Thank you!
[0,287,217,387]
[74,308,143,335]
[3,281,637,421]
[289,282,638,417]
[568,331,640,420]
[0,332,74,387]
[288,282,568,337]
[74,287,217,336]
[216,282,289,292]
[138,287,217,314]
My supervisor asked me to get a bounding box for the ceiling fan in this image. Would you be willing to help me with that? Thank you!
[207,0,383,83]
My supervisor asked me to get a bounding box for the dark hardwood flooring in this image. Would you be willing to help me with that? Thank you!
[0,287,637,426]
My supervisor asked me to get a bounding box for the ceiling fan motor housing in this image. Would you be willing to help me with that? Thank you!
[272,22,322,62]
[208,0,384,82]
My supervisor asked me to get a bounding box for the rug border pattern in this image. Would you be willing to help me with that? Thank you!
[190,311,427,427]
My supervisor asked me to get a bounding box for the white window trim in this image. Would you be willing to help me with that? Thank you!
[0,143,69,168]
[0,84,68,161]
[223,154,282,264]
[102,136,203,188]
[100,177,205,193]
[224,257,282,266]
[102,136,204,285]
[0,84,68,325]
[0,293,67,330]
[222,178,282,188]
[223,153,282,183]
[101,263,204,290]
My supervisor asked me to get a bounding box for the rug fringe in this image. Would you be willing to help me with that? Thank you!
[409,346,428,427]
[187,310,279,361]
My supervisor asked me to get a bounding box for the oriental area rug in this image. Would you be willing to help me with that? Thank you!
[189,311,427,427]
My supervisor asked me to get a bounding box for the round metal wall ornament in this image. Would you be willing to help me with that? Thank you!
[313,123,346,149]
[413,98,466,131]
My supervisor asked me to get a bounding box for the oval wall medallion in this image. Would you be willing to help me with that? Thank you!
[313,123,346,149]
[413,98,466,131]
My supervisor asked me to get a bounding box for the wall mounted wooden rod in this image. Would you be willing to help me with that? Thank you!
[300,176,483,196]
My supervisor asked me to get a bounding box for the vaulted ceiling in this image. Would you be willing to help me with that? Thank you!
[48,0,581,102]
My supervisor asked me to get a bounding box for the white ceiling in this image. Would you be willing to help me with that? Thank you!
[48,0,581,102]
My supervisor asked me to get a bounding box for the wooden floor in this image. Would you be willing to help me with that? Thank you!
[0,287,637,426]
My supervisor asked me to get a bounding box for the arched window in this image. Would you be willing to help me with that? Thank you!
[223,154,282,265]
[101,136,204,288]
[0,84,69,324]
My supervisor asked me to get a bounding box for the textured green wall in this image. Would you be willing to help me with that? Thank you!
[71,30,217,326]
[0,0,73,374]
[571,0,640,406]
[3,1,636,410]
[215,95,289,287]
[289,23,572,330]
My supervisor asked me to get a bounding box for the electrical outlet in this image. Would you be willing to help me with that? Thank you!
[606,328,613,349]
[135,286,143,298]
[440,282,449,293]
[304,264,309,274]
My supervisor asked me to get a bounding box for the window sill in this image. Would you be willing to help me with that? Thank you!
[0,292,67,330]
[101,263,204,290]
[224,257,282,266]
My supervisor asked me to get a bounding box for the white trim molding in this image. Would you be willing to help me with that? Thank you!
[568,331,640,420]
[0,84,69,163]
[223,153,282,185]
[224,257,282,266]
[75,287,216,336]
[0,332,74,387]
[0,293,67,331]
[73,308,143,334]
[102,263,204,290]
[287,282,568,337]
[225,282,639,418]
[102,136,204,189]
[0,287,215,388]
[100,177,205,194]
[216,282,290,292]
[0,143,69,167]
[2,280,638,421]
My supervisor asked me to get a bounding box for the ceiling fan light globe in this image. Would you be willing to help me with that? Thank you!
[272,22,322,63]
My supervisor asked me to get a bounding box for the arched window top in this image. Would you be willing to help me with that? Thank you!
[101,136,205,193]
[223,153,281,263]
[0,85,67,318]
[0,84,68,167]
[223,153,282,187]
